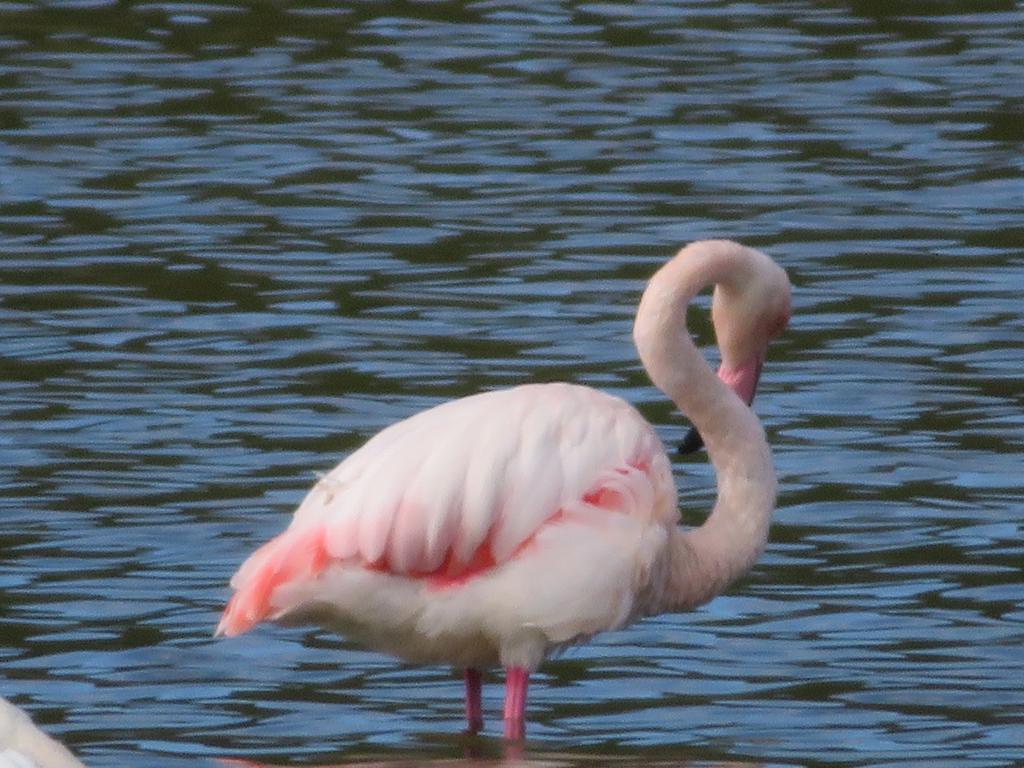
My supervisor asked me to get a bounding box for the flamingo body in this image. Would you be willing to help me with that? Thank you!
[218,382,678,670]
[218,240,792,740]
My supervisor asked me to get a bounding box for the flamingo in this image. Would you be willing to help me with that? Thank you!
[0,697,86,768]
[216,239,792,740]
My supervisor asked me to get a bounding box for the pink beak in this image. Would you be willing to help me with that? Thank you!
[717,356,765,407]
[679,355,764,454]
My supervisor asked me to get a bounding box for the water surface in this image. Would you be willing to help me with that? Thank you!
[1,2,1022,766]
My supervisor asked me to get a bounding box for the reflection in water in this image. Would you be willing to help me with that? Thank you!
[222,755,763,768]
[1,1,1022,766]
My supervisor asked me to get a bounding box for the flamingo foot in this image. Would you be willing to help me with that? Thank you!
[464,667,483,734]
[502,666,529,740]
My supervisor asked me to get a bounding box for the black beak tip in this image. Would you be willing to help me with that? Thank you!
[678,426,704,455]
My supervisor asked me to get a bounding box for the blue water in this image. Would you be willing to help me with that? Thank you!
[1,2,1022,766]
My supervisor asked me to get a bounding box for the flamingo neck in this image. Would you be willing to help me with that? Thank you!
[633,241,776,611]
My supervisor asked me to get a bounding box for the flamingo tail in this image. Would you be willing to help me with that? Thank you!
[215,524,330,638]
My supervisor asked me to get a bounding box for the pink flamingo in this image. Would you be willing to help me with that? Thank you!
[216,240,791,740]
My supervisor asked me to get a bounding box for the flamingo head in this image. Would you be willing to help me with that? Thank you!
[680,252,791,454]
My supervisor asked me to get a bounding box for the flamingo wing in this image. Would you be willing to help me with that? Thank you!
[217,382,675,637]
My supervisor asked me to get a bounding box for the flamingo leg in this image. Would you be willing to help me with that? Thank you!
[464,667,483,733]
[502,666,530,740]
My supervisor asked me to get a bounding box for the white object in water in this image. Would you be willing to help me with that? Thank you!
[0,697,85,768]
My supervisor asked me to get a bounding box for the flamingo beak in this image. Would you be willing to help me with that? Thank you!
[679,356,764,454]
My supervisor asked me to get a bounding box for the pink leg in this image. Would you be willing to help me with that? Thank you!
[464,667,483,733]
[502,666,530,740]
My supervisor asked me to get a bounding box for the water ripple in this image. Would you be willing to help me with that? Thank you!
[1,1,1022,766]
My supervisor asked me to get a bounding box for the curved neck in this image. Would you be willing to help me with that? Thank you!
[633,241,776,610]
